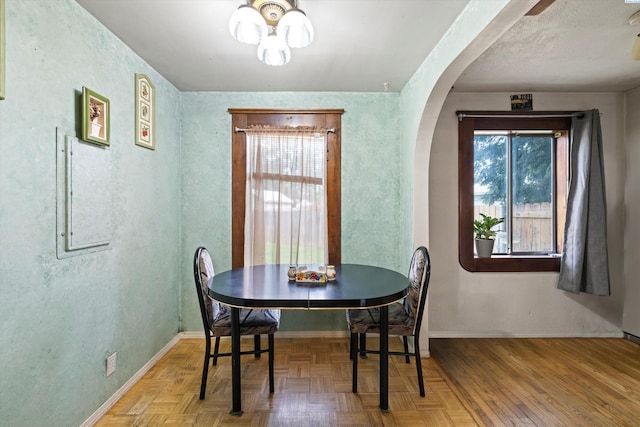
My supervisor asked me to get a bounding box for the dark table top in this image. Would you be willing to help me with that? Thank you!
[208,264,409,309]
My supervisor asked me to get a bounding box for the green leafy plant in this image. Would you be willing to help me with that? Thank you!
[473,213,505,239]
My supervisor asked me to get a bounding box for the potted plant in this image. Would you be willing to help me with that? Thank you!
[473,213,504,258]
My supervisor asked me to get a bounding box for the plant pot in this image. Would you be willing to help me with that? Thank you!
[475,238,495,258]
[91,121,102,138]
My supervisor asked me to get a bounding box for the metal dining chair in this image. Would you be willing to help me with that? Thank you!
[193,246,280,399]
[346,246,431,396]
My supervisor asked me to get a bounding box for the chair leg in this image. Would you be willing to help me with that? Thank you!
[414,337,425,397]
[200,336,211,399]
[268,333,275,393]
[352,333,358,393]
[212,337,220,366]
[403,336,410,363]
[349,332,355,360]
[254,334,261,359]
[359,333,367,358]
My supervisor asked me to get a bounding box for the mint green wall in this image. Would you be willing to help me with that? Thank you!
[0,0,496,424]
[179,92,405,332]
[400,0,510,256]
[0,2,410,422]
[0,1,182,426]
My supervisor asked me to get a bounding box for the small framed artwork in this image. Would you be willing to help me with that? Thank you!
[82,87,110,146]
[510,94,533,111]
[1,0,6,100]
[135,74,155,150]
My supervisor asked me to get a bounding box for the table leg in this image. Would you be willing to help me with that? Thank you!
[230,307,243,416]
[380,304,389,412]
[254,334,261,358]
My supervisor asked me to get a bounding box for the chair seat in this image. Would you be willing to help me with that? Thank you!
[346,303,414,336]
[211,308,280,337]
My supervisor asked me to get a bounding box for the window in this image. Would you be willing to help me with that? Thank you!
[458,112,571,272]
[230,109,343,268]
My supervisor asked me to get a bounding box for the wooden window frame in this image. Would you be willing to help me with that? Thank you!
[458,112,571,272]
[229,109,343,268]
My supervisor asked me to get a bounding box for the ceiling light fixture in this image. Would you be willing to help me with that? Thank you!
[229,0,313,66]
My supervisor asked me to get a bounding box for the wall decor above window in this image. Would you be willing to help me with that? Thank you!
[135,74,155,150]
[82,87,110,146]
[510,94,533,111]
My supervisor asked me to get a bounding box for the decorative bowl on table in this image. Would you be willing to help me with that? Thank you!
[295,268,327,285]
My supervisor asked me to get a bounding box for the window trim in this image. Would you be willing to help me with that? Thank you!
[229,109,343,268]
[457,111,572,272]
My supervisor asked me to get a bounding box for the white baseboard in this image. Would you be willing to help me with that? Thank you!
[181,330,351,339]
[428,331,625,338]
[179,331,207,339]
[263,330,351,338]
[81,334,182,427]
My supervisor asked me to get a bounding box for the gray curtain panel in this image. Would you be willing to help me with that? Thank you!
[557,109,610,295]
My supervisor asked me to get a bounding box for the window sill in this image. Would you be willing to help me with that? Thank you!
[460,254,561,272]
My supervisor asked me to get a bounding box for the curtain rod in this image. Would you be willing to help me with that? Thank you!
[235,127,336,133]
[457,112,584,121]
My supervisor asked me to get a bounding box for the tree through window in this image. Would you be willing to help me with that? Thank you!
[475,131,559,253]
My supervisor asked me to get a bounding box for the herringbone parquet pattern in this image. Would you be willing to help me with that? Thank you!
[95,337,476,426]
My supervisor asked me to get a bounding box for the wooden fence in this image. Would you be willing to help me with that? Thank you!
[475,203,553,252]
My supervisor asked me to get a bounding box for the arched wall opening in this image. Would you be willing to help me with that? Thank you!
[406,0,537,356]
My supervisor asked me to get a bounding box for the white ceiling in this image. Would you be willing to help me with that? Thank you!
[75,0,640,93]
[453,0,640,93]
[74,0,470,92]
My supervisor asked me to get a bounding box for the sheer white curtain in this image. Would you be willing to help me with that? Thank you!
[244,126,328,266]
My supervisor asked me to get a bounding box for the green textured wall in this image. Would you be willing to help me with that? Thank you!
[179,92,406,332]
[0,2,410,423]
[0,0,479,423]
[0,1,182,426]
[400,0,511,257]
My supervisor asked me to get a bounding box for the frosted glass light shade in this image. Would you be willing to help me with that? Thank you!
[633,34,640,61]
[257,33,291,66]
[229,4,268,45]
[277,8,314,48]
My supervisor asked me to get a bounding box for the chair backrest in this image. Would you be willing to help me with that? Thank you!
[193,247,217,332]
[402,246,431,336]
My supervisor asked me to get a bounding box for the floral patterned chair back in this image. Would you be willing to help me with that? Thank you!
[194,247,226,332]
[403,246,430,335]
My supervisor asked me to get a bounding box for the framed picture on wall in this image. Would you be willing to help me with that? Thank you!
[82,87,110,146]
[135,74,155,150]
[1,0,6,100]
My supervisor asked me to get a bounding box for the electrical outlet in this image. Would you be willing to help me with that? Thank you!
[106,352,117,377]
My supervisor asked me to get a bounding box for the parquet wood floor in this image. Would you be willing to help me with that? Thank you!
[95,337,640,426]
[95,337,476,426]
